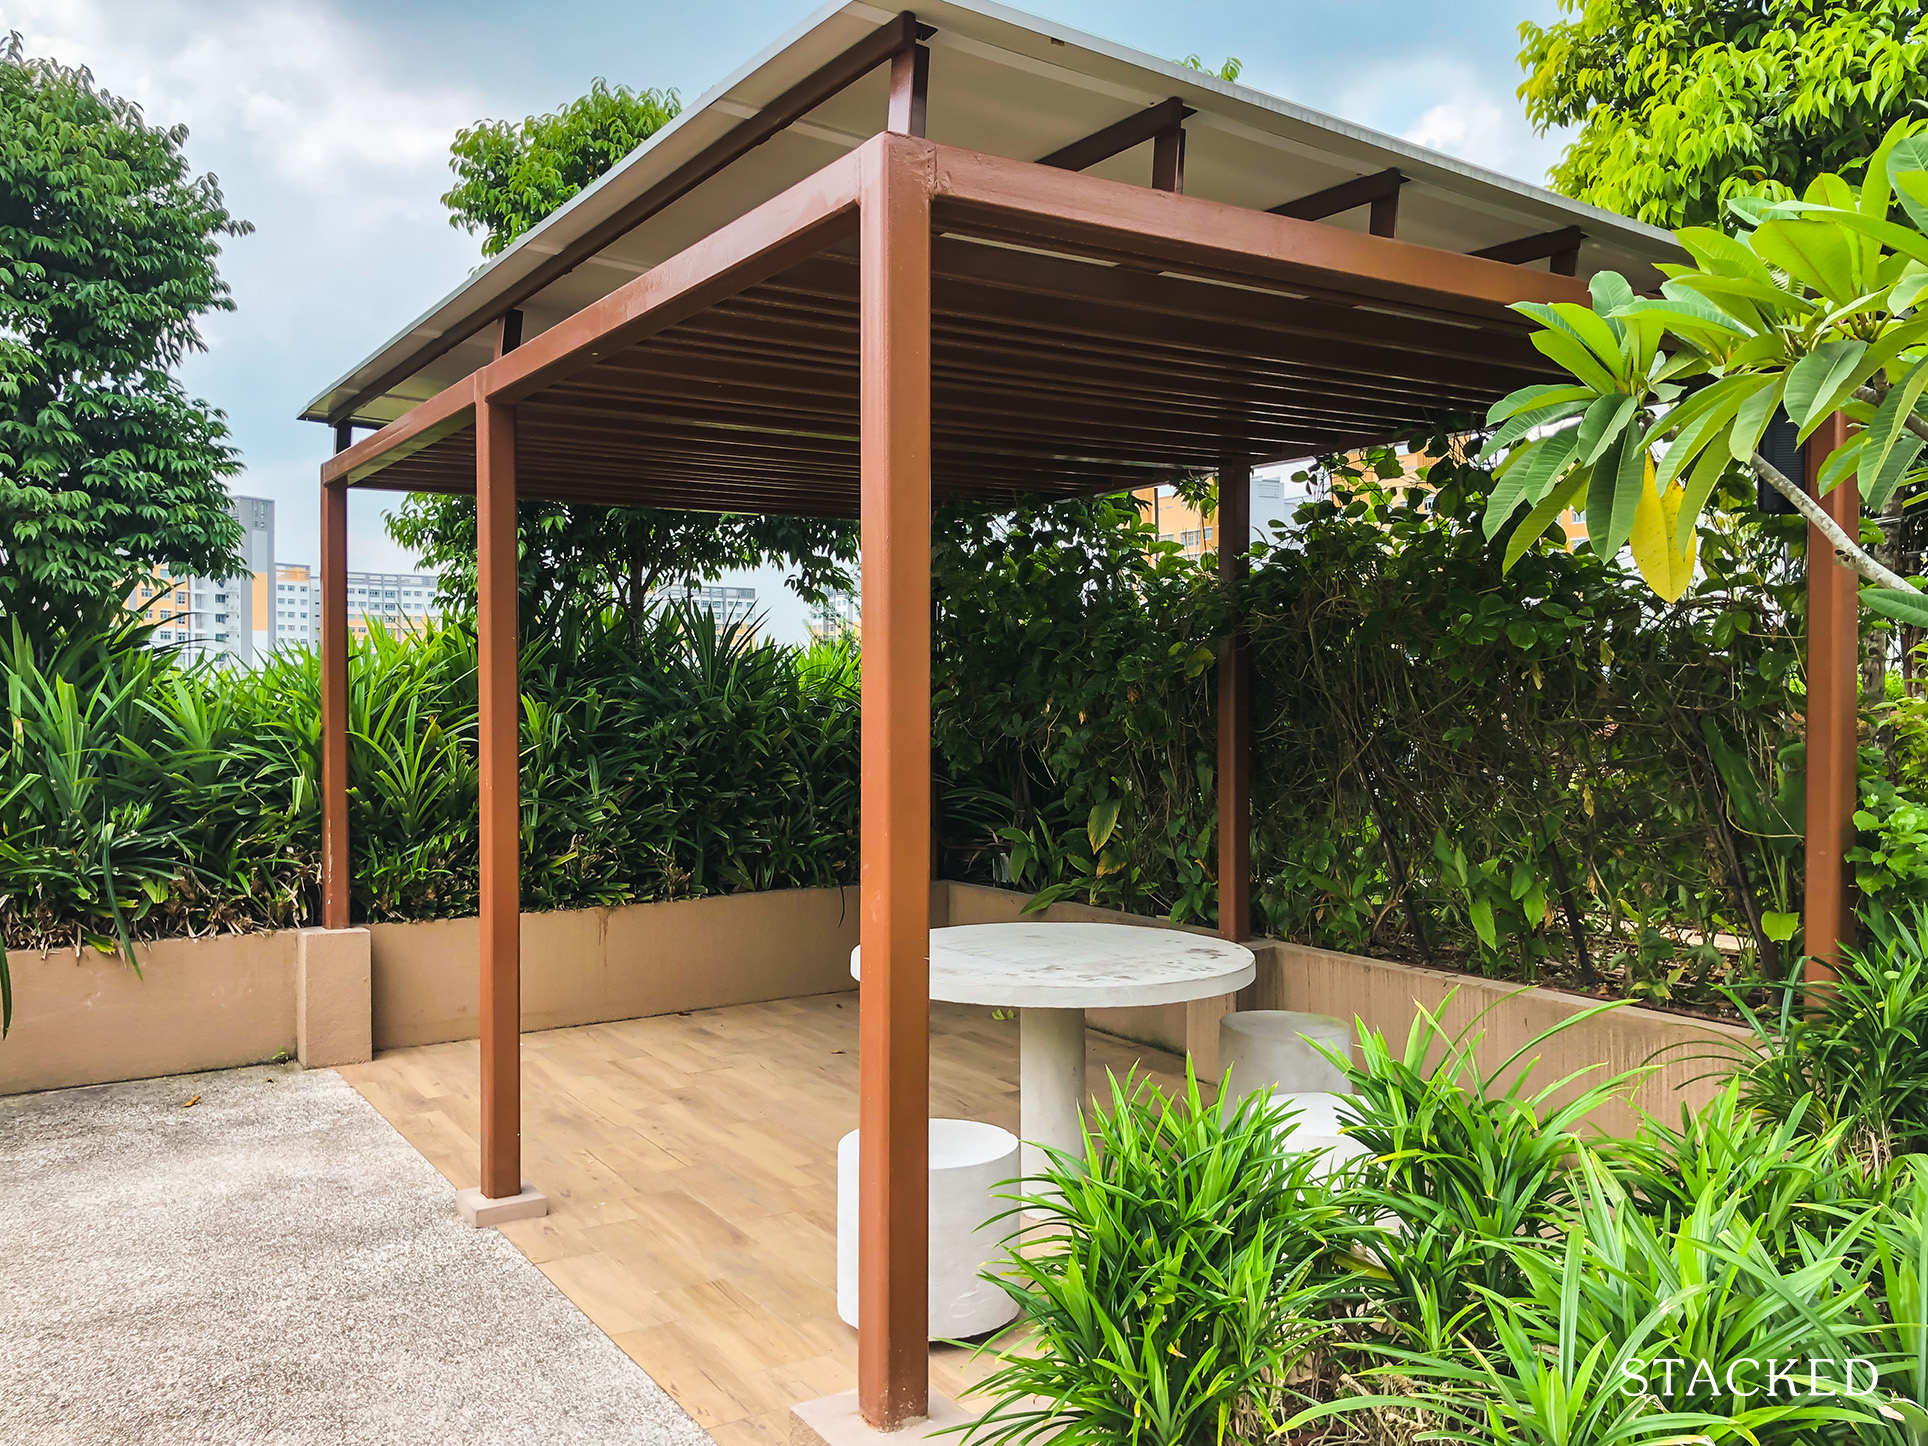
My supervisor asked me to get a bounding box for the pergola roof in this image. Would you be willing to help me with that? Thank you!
[308,2,1681,517]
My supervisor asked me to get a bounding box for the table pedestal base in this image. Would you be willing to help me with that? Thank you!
[1019,1006,1087,1185]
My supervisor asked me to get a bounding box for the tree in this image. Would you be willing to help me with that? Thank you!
[443,78,683,256]
[410,78,859,624]
[1518,0,1928,229]
[388,495,856,629]
[1481,123,1928,629]
[0,35,249,645]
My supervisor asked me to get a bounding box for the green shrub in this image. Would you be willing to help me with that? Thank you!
[966,1069,1348,1446]
[1730,903,1928,1169]
[0,605,860,1032]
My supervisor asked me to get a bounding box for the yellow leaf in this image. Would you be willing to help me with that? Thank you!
[1628,457,1697,603]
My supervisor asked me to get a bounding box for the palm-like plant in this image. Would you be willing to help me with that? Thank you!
[1482,122,1928,625]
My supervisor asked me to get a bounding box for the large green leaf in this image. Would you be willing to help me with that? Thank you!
[1526,325,1621,394]
[1674,427,1734,555]
[1478,397,1594,462]
[1596,424,1650,560]
[1484,383,1599,428]
[1504,469,1587,572]
[1675,226,1778,286]
[1865,430,1925,512]
[1888,134,1928,231]
[1863,354,1928,487]
[1863,587,1928,629]
[1819,209,1928,271]
[1728,373,1785,462]
[1784,338,1869,436]
[1655,377,1748,488]
[1588,270,1635,316]
[1573,392,1637,466]
[1484,428,1580,540]
[1754,218,1862,302]
[1549,300,1630,378]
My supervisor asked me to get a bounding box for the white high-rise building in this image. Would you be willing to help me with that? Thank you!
[342,572,441,639]
[272,564,318,650]
[650,583,759,633]
[130,494,270,668]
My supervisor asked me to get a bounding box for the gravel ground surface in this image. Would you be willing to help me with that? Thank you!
[0,1063,716,1446]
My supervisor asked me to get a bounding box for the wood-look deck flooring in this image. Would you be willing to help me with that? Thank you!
[338,994,1191,1446]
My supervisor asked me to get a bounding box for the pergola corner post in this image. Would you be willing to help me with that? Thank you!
[1217,459,1252,943]
[319,427,352,932]
[855,135,934,1432]
[462,397,549,1227]
[1805,414,1858,984]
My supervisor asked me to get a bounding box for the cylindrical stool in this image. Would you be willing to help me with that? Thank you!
[1273,1090,1371,1180]
[836,1119,1021,1339]
[1219,1010,1354,1096]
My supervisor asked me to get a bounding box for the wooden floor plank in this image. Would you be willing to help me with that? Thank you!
[342,994,1190,1431]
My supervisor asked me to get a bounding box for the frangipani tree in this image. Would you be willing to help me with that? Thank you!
[1483,121,1928,628]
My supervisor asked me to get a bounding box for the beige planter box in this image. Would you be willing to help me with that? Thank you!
[1,932,300,1096]
[368,886,860,1049]
[4,878,1747,1135]
[946,882,1753,1136]
[2,887,860,1096]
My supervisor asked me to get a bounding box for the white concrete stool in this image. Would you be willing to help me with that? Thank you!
[1220,1010,1354,1096]
[1273,1090,1371,1180]
[837,1119,1021,1339]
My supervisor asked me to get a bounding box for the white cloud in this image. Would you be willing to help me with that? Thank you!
[1323,56,1567,186]
[0,0,491,572]
[3,0,476,214]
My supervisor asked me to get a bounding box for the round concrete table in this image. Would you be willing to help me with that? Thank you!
[851,923,1255,1182]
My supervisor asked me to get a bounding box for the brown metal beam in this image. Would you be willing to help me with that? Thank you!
[1217,457,1252,942]
[887,40,930,138]
[928,137,1592,320]
[1804,413,1857,983]
[1151,124,1186,195]
[1471,224,1585,274]
[476,399,523,1202]
[323,11,920,425]
[324,374,478,485]
[1036,96,1192,174]
[495,308,524,357]
[855,133,932,1432]
[484,153,863,407]
[319,424,352,932]
[1270,167,1405,237]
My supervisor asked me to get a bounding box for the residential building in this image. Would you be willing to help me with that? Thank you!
[1134,466,1313,560]
[130,494,271,668]
[343,572,441,640]
[272,564,318,651]
[650,582,759,635]
[809,591,860,644]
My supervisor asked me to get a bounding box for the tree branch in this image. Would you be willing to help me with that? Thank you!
[1749,452,1919,592]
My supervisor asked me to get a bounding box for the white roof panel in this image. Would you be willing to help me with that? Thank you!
[303,0,1677,427]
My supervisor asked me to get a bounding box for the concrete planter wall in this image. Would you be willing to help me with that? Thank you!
[4,879,1751,1135]
[1,887,860,1096]
[947,882,1754,1136]
[366,886,860,1049]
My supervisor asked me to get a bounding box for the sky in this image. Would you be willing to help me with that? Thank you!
[1,0,1571,644]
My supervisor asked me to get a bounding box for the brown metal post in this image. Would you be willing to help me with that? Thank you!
[856,136,933,1431]
[319,426,352,931]
[1805,414,1857,984]
[1217,458,1252,942]
[476,400,524,1200]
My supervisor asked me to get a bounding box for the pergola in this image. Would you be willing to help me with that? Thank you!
[302,3,1853,1430]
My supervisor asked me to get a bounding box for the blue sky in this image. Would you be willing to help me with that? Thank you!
[3,0,1569,639]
